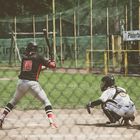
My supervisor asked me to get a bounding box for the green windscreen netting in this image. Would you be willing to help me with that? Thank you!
[0,36,107,68]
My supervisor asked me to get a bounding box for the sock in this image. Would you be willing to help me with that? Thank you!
[45,105,53,114]
[47,113,55,124]
[0,103,14,120]
[45,105,55,123]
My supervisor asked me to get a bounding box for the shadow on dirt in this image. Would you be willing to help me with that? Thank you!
[76,123,140,130]
[0,126,20,130]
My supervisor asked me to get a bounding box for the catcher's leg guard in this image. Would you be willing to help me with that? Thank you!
[102,104,121,123]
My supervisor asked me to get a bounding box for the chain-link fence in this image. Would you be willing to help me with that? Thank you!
[0,67,140,140]
[0,1,140,140]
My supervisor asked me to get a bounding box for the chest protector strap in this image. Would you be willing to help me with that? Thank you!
[112,86,126,100]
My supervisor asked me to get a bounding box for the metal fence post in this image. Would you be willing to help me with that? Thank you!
[124,51,128,76]
[104,51,108,75]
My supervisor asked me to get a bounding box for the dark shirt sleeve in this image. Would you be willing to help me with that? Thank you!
[90,99,103,108]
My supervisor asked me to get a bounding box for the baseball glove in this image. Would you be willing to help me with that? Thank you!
[86,103,91,114]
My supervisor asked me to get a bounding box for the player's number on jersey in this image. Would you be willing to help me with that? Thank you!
[23,60,32,71]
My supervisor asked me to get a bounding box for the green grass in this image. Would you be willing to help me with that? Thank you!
[0,69,140,110]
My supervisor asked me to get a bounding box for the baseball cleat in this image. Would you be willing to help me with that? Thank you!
[105,121,120,126]
[47,113,58,128]
[120,117,134,126]
[50,122,58,128]
[123,119,133,126]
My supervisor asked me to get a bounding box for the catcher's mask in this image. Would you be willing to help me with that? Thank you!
[26,42,38,52]
[100,75,115,91]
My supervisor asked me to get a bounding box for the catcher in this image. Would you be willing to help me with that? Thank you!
[86,75,136,126]
[0,42,57,128]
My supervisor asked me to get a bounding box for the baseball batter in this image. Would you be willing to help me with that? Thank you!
[0,42,57,128]
[86,75,136,126]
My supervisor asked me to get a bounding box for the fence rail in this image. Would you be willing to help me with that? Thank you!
[86,49,140,75]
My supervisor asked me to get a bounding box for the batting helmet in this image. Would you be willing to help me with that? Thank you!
[26,42,38,52]
[100,75,115,91]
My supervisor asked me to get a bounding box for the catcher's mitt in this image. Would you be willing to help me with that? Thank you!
[86,103,91,114]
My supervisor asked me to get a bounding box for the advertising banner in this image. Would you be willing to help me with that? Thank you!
[123,30,140,41]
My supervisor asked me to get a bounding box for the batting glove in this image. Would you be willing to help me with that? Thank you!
[48,60,56,69]
[47,113,58,128]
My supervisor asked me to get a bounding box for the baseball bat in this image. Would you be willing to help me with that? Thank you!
[43,29,53,60]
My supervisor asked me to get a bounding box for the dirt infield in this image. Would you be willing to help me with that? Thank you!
[0,108,140,140]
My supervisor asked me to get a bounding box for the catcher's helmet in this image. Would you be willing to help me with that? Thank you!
[100,75,115,91]
[26,42,38,52]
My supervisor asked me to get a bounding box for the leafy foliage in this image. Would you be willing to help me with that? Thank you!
[0,0,131,17]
